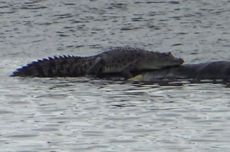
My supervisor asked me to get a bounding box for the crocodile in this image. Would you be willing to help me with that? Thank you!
[11,47,184,77]
[130,61,230,83]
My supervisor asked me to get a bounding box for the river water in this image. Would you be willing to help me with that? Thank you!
[1,0,230,152]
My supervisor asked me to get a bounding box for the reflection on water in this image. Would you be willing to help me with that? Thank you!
[1,0,230,151]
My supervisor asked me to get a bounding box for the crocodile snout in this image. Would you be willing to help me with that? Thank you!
[177,58,184,64]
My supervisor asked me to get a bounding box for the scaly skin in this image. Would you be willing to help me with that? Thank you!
[11,47,184,77]
[11,56,96,77]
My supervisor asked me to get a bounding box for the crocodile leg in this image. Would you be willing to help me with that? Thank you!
[119,60,139,79]
[86,57,105,76]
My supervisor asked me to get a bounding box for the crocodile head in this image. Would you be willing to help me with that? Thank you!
[137,52,184,70]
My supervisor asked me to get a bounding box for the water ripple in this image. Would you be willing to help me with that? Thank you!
[1,0,230,151]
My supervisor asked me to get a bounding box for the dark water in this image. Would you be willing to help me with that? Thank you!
[1,0,230,151]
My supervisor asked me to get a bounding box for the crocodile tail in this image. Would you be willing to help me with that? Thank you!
[11,56,91,77]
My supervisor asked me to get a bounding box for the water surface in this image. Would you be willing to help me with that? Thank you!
[1,0,230,152]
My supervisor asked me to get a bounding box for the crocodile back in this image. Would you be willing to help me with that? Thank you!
[96,47,183,73]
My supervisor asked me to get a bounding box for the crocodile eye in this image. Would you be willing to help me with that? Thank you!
[166,52,171,55]
[165,52,173,57]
